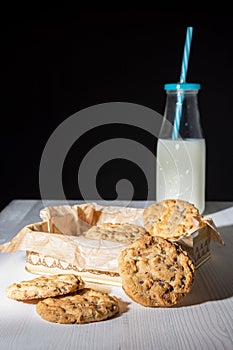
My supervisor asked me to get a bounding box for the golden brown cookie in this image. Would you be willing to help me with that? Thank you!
[142,199,202,240]
[5,274,85,301]
[82,222,146,243]
[36,288,120,324]
[118,234,195,307]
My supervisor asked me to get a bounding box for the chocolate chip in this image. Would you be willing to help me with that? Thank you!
[166,264,173,269]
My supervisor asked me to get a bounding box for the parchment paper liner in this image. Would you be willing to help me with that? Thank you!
[0,202,223,286]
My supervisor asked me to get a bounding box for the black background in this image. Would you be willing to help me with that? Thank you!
[1,8,233,211]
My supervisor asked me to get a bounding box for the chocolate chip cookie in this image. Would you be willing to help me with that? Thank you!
[118,233,195,307]
[6,274,85,301]
[82,222,146,243]
[36,288,120,324]
[143,199,202,240]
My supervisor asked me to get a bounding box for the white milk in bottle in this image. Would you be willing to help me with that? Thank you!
[156,138,206,213]
[156,83,206,213]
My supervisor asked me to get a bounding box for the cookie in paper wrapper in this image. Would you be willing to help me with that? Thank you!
[142,199,204,240]
[82,222,147,243]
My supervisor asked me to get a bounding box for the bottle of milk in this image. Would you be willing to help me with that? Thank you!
[156,83,206,213]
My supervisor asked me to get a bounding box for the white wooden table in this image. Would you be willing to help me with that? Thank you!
[0,200,233,350]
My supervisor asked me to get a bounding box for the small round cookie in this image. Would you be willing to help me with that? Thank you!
[5,274,85,301]
[36,288,120,324]
[118,234,195,307]
[142,199,202,240]
[82,222,146,243]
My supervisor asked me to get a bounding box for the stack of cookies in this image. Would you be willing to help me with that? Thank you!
[5,274,120,324]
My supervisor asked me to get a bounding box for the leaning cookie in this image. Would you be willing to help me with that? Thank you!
[142,199,202,240]
[5,274,85,301]
[118,234,195,307]
[82,222,147,243]
[36,288,120,324]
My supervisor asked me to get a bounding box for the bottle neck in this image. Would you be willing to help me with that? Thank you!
[159,89,204,140]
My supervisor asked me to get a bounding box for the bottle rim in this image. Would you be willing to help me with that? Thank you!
[164,83,201,91]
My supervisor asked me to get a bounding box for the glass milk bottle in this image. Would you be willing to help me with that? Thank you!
[156,83,206,213]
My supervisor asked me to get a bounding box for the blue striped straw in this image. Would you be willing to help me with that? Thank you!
[172,27,193,140]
